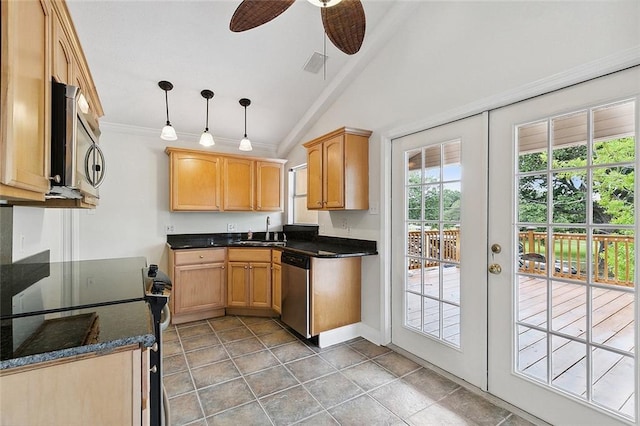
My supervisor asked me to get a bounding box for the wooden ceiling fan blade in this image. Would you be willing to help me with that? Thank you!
[230,0,295,32]
[321,0,365,55]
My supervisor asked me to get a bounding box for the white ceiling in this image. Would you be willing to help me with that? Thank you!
[66,0,406,156]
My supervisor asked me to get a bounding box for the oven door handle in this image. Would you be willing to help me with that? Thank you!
[160,304,171,331]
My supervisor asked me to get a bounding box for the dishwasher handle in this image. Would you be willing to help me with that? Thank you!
[281,252,310,270]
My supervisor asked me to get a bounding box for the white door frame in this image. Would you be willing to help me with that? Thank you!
[378,49,640,346]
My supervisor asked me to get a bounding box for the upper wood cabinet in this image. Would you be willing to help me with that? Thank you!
[256,161,284,211]
[223,157,254,211]
[165,147,285,212]
[303,127,372,210]
[0,0,52,201]
[0,0,103,203]
[168,150,222,211]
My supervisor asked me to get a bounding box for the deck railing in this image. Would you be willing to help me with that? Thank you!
[407,229,634,287]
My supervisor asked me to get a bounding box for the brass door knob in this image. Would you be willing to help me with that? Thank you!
[488,263,502,274]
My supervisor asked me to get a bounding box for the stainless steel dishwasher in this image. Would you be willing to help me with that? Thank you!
[281,251,311,338]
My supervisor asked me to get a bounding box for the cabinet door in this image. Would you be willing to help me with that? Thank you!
[306,143,324,210]
[174,262,226,314]
[52,7,73,85]
[323,135,345,209]
[223,157,253,210]
[227,262,249,307]
[255,161,283,211]
[249,262,272,308]
[170,152,221,211]
[271,263,281,314]
[0,0,51,198]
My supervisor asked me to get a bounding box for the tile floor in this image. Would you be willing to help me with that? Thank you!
[162,315,538,426]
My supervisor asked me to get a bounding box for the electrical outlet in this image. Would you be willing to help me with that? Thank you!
[369,202,379,215]
[227,223,237,232]
[165,225,175,233]
[341,217,348,229]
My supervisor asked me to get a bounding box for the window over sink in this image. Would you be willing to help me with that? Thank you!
[290,165,318,224]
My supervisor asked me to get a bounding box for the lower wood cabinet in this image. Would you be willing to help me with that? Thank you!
[0,346,148,425]
[310,256,362,336]
[169,248,226,324]
[227,248,272,308]
[271,250,282,314]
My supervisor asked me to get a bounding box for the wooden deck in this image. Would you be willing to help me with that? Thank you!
[405,266,636,418]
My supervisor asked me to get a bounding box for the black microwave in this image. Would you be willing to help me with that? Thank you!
[49,81,105,199]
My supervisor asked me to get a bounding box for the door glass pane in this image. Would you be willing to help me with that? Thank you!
[514,100,636,421]
[404,141,462,348]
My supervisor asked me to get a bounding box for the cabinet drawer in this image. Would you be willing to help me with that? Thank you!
[174,248,226,265]
[227,248,271,262]
[271,250,281,264]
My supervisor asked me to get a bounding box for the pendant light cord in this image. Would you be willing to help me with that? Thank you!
[244,106,248,138]
[165,90,170,125]
[205,98,209,131]
[322,4,327,81]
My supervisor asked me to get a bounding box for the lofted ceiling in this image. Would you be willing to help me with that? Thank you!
[66,0,406,157]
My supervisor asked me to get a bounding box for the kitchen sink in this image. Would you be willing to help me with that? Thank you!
[231,240,286,247]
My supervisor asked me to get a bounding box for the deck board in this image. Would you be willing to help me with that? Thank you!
[403,267,635,416]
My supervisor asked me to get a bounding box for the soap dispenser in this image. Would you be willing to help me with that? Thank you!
[247,228,253,240]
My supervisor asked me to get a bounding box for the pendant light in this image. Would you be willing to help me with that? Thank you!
[238,98,252,151]
[158,81,177,141]
[199,90,215,147]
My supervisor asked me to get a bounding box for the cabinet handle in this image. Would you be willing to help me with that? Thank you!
[317,201,322,205]
[150,365,157,373]
[199,255,204,258]
[244,266,248,269]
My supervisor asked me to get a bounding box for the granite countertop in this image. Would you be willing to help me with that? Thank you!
[1,300,155,370]
[166,232,378,258]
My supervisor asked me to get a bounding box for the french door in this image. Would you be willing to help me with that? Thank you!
[488,67,639,425]
[391,113,488,389]
[391,66,638,425]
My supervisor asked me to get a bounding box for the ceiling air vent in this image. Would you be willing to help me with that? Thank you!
[303,52,328,74]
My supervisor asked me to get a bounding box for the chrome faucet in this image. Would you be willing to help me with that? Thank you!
[265,216,271,240]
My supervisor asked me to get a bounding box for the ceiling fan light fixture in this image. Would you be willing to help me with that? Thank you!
[238,98,253,152]
[199,89,215,147]
[158,80,178,141]
[307,0,343,7]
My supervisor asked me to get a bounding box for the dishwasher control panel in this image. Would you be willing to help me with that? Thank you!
[281,252,310,269]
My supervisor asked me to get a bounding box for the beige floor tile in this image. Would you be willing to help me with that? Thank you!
[217,326,254,343]
[181,334,221,352]
[373,352,421,377]
[206,401,271,426]
[370,379,435,419]
[501,413,538,426]
[177,323,214,339]
[208,316,244,331]
[163,339,183,357]
[197,378,255,417]
[168,391,204,426]
[304,372,363,409]
[224,336,266,357]
[439,388,511,426]
[295,411,340,425]
[246,320,285,336]
[408,402,479,426]
[348,339,392,359]
[245,365,299,398]
[259,329,298,348]
[319,345,367,370]
[328,394,404,426]
[286,355,336,383]
[402,368,460,401]
[234,350,281,375]
[270,340,315,363]
[260,385,323,425]
[341,361,396,391]
[191,359,240,389]
[185,345,228,368]
[164,370,195,398]
[164,353,188,375]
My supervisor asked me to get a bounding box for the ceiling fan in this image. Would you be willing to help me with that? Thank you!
[230,0,366,55]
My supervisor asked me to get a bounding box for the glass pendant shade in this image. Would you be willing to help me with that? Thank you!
[307,0,343,7]
[161,123,177,141]
[199,130,215,147]
[158,81,177,141]
[239,137,252,151]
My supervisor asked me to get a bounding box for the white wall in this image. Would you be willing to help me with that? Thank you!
[285,1,640,341]
[12,207,64,262]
